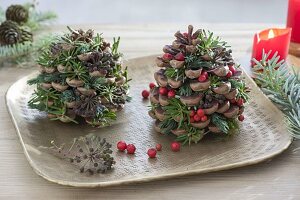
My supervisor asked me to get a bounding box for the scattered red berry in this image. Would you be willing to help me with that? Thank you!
[237,98,244,106]
[198,75,207,82]
[162,53,173,60]
[174,52,185,61]
[238,115,245,121]
[149,82,156,89]
[126,144,136,154]
[190,117,195,123]
[201,71,208,78]
[147,148,157,158]
[167,90,176,98]
[226,71,233,78]
[142,90,150,98]
[159,87,168,95]
[200,115,208,122]
[171,142,181,152]
[193,114,201,122]
[190,110,196,117]
[197,108,205,117]
[229,65,236,74]
[183,32,188,38]
[156,144,162,151]
[117,141,127,152]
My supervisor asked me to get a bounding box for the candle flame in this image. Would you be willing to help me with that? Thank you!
[268,29,275,39]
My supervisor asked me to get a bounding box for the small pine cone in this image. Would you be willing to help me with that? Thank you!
[0,20,22,45]
[20,28,33,43]
[5,5,29,24]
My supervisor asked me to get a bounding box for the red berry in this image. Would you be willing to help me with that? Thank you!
[198,75,207,82]
[190,110,196,117]
[237,98,244,106]
[230,98,236,104]
[159,87,168,95]
[183,32,188,38]
[126,144,136,154]
[201,71,208,78]
[190,117,195,123]
[167,90,176,98]
[163,53,173,60]
[200,115,208,122]
[238,115,245,121]
[171,142,181,152]
[117,141,127,152]
[142,90,150,98]
[147,148,157,158]
[196,109,205,117]
[226,71,233,78]
[229,65,236,74]
[193,114,201,122]
[174,52,185,61]
[149,82,156,89]
[156,144,162,151]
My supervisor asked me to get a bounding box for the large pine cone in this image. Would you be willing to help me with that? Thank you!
[6,5,29,24]
[0,20,22,45]
[20,28,33,42]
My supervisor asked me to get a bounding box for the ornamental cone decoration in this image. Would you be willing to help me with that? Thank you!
[5,4,29,24]
[149,25,250,145]
[27,27,130,127]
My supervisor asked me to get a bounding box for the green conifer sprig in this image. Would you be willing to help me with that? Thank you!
[252,51,300,138]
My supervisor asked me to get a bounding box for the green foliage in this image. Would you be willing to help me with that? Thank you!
[159,119,178,135]
[211,113,230,134]
[176,126,205,145]
[27,72,66,85]
[28,87,60,111]
[185,54,213,69]
[60,90,76,102]
[66,62,89,81]
[178,83,193,96]
[164,67,185,81]
[252,51,300,138]
[163,98,190,128]
[229,79,250,102]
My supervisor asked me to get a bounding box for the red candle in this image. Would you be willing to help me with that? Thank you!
[287,0,300,43]
[251,28,291,66]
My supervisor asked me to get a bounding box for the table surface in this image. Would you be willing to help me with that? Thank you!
[1,24,300,200]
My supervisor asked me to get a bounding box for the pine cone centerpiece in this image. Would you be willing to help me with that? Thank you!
[0,20,33,46]
[6,4,29,24]
[149,25,250,145]
[28,27,130,127]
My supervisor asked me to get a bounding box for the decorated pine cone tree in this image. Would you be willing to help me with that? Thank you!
[5,4,29,24]
[149,25,250,145]
[0,20,33,46]
[27,27,130,127]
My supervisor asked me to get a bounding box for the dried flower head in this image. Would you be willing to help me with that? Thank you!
[47,135,115,175]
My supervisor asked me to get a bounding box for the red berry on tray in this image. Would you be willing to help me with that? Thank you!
[167,90,176,98]
[238,115,245,121]
[147,148,157,158]
[171,142,181,152]
[142,90,150,98]
[200,115,208,122]
[149,82,156,89]
[174,52,185,61]
[198,75,207,82]
[159,87,168,95]
[226,71,233,78]
[126,144,136,154]
[156,144,162,151]
[117,141,127,152]
[196,108,205,117]
[163,53,173,60]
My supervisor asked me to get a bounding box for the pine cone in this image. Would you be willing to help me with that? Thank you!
[0,20,22,45]
[20,28,33,43]
[149,25,249,144]
[6,5,29,24]
[28,27,130,128]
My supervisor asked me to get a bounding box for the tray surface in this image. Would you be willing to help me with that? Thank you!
[6,55,292,187]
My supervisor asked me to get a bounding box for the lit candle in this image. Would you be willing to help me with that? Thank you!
[287,0,300,43]
[251,28,291,66]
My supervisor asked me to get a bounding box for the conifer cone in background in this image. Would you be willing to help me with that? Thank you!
[27,27,130,127]
[5,4,29,24]
[149,25,250,145]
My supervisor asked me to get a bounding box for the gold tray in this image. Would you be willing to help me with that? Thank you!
[6,55,292,187]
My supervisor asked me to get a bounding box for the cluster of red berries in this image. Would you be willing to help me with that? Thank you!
[198,71,208,82]
[117,141,181,159]
[229,96,245,122]
[189,108,208,123]
[159,87,176,98]
[162,52,185,61]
